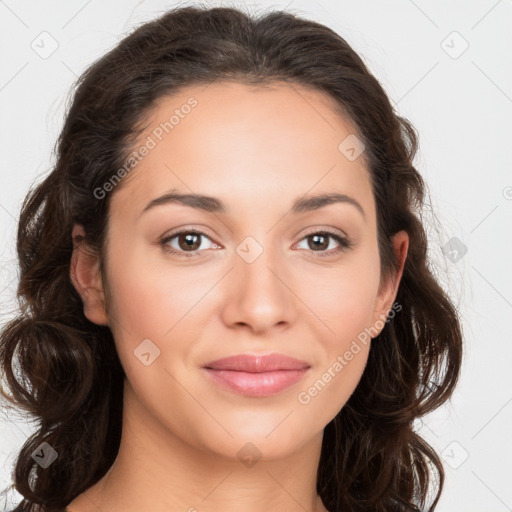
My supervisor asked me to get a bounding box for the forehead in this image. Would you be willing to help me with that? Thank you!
[110,81,374,220]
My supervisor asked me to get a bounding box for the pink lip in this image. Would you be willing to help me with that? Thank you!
[203,353,310,397]
[204,353,310,372]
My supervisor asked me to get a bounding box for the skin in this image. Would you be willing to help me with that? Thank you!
[68,81,408,512]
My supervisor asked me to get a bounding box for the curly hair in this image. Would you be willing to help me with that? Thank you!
[0,5,463,512]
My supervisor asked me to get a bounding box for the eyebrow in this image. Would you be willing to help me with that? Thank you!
[140,190,365,219]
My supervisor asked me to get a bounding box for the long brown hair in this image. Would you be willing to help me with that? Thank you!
[0,6,463,511]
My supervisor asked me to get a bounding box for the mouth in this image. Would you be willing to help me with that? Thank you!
[202,353,311,397]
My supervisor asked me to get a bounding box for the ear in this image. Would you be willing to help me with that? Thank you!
[370,230,409,336]
[70,224,109,326]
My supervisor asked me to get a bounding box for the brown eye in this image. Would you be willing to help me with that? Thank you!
[296,230,353,257]
[160,230,220,258]
[307,233,330,251]
[177,232,202,251]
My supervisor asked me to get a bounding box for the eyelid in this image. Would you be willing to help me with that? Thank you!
[161,224,219,242]
[298,225,349,240]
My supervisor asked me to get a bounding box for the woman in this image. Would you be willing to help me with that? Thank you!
[0,5,463,512]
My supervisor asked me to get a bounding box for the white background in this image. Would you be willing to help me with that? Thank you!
[0,1,511,511]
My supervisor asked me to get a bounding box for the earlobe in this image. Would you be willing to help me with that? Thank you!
[371,230,409,336]
[70,224,109,326]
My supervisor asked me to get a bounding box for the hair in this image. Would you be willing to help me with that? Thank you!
[0,5,463,512]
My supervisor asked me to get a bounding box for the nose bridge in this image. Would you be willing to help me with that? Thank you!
[222,233,295,333]
[237,234,285,303]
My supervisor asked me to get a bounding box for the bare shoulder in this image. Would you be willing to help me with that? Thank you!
[65,476,109,512]
[65,501,97,512]
[65,491,103,512]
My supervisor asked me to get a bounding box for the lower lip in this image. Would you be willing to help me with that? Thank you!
[203,368,309,397]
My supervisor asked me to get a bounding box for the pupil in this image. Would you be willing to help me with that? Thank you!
[180,233,200,250]
[311,234,328,250]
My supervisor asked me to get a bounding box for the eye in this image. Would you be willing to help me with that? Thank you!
[295,230,353,257]
[160,229,220,258]
[159,228,353,259]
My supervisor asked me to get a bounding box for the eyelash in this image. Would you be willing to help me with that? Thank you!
[159,228,354,259]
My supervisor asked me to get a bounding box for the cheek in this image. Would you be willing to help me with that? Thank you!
[102,244,206,416]
[291,252,379,420]
[295,277,374,425]
[297,341,370,427]
[103,241,221,395]
[295,249,381,344]
[104,241,210,339]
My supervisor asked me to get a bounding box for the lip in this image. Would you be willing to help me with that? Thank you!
[202,353,310,397]
[204,353,310,372]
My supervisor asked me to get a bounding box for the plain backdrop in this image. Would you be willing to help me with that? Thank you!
[0,1,511,511]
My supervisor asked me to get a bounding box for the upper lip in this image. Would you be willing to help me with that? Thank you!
[203,353,310,372]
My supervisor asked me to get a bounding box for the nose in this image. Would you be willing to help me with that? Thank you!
[220,244,297,335]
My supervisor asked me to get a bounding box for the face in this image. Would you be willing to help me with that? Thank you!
[73,81,407,462]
